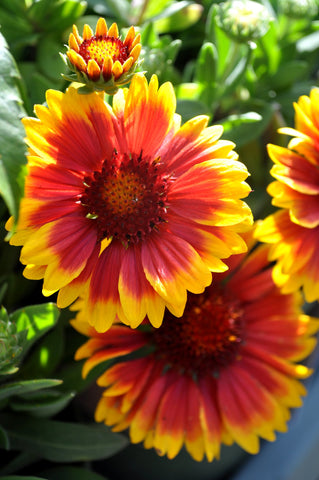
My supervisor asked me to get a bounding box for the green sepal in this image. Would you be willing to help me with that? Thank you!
[60,52,143,95]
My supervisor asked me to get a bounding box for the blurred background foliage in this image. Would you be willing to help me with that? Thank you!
[0,0,319,479]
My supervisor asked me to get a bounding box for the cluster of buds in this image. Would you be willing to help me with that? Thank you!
[0,312,27,376]
[61,18,142,94]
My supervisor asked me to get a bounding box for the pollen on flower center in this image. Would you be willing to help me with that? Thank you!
[81,151,170,245]
[153,286,244,375]
[79,36,129,67]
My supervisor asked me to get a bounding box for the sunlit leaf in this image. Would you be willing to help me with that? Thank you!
[10,303,60,355]
[18,322,65,379]
[154,4,203,34]
[28,0,87,33]
[0,33,27,221]
[195,42,218,85]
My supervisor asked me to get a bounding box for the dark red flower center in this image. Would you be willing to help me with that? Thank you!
[153,285,245,376]
[81,151,170,245]
[79,36,129,67]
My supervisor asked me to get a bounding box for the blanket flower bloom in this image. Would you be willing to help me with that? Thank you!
[61,18,141,94]
[7,74,252,332]
[255,88,319,301]
[72,230,318,461]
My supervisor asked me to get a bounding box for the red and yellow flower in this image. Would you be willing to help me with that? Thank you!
[72,230,318,461]
[256,88,319,301]
[7,74,252,332]
[62,18,141,94]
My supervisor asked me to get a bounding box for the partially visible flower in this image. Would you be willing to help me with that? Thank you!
[72,230,317,461]
[7,74,252,332]
[215,0,272,43]
[61,18,142,94]
[256,88,319,301]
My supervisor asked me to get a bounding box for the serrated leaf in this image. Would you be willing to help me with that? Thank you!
[0,379,62,401]
[0,413,129,462]
[0,32,27,221]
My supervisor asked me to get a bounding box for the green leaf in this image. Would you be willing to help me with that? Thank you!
[42,466,109,480]
[10,303,60,356]
[223,48,252,98]
[177,99,210,122]
[0,32,27,221]
[0,413,129,462]
[256,22,281,75]
[18,64,55,107]
[0,423,10,449]
[36,36,68,82]
[206,4,232,78]
[99,0,131,23]
[221,112,264,147]
[176,82,203,100]
[10,390,75,418]
[0,6,33,53]
[269,60,310,90]
[0,379,62,401]
[27,0,87,33]
[0,451,40,477]
[142,0,172,20]
[46,0,87,32]
[18,321,65,379]
[195,42,218,85]
[0,477,47,480]
[154,4,203,34]
[148,0,192,22]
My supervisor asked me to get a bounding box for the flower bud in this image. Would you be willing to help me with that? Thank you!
[61,19,142,94]
[215,0,272,43]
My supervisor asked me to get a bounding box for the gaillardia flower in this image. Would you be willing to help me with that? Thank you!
[61,18,141,94]
[72,230,318,461]
[256,88,319,301]
[7,74,252,332]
